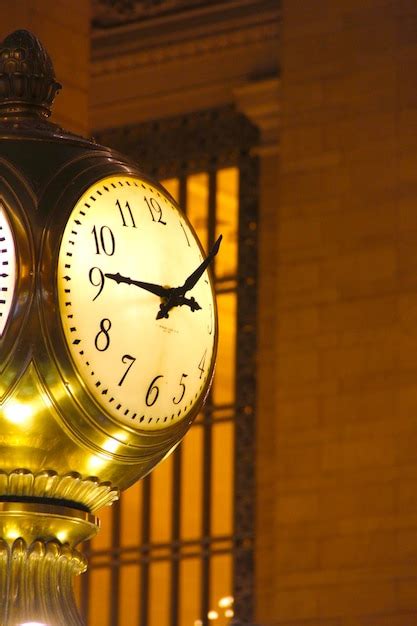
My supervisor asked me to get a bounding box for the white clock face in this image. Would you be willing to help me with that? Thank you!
[0,202,16,337]
[57,175,216,431]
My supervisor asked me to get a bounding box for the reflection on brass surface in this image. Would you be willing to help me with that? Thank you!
[0,502,99,547]
[0,502,98,625]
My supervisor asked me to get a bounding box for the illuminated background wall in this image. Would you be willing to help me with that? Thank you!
[5,0,417,625]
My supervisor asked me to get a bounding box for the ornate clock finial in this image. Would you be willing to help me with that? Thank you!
[0,29,61,117]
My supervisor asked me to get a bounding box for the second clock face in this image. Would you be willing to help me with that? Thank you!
[57,175,216,431]
[0,202,16,337]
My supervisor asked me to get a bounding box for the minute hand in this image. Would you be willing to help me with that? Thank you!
[179,234,222,295]
[104,272,171,298]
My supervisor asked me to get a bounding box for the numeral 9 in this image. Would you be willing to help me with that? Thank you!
[89,267,105,300]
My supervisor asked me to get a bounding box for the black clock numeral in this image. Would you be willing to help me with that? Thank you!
[144,196,166,225]
[89,267,105,300]
[180,221,191,247]
[173,373,188,405]
[92,225,115,256]
[198,349,207,379]
[146,374,164,407]
[116,199,137,228]
[118,354,136,386]
[95,318,112,351]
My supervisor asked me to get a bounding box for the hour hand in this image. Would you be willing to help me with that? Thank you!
[105,272,170,298]
[156,295,201,319]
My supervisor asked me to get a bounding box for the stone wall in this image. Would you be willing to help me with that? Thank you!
[275,1,417,623]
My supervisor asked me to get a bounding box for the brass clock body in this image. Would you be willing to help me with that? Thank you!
[0,28,219,626]
[0,134,217,505]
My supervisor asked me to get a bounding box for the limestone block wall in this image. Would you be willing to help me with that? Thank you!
[275,1,417,624]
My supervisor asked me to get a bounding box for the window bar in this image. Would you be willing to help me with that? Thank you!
[233,154,259,623]
[140,475,151,626]
[201,166,217,626]
[169,174,187,626]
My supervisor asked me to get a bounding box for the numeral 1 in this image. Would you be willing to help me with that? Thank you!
[180,221,191,246]
[116,199,137,227]
[92,225,115,256]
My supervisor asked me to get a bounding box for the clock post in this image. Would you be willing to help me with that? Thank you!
[0,30,218,625]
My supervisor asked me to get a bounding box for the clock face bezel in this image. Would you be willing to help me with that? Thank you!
[42,162,218,447]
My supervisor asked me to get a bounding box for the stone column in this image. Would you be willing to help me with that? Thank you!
[235,76,279,626]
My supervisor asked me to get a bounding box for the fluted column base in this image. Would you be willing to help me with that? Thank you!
[0,501,99,626]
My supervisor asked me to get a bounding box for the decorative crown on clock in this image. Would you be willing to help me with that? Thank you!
[0,29,61,116]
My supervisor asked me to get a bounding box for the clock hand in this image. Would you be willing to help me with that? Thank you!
[104,272,171,298]
[105,235,222,319]
[157,235,222,318]
[156,295,201,320]
[180,234,222,294]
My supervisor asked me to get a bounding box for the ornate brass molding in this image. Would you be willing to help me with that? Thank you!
[0,469,119,512]
[0,501,98,625]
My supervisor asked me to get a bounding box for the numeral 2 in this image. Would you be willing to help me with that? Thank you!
[144,197,166,225]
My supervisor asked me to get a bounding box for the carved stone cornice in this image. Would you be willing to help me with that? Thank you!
[93,0,211,27]
[91,0,279,128]
[92,21,278,78]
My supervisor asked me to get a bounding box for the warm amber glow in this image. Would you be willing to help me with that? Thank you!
[180,559,201,624]
[3,401,34,425]
[180,426,203,538]
[89,567,111,626]
[149,562,170,626]
[151,453,173,543]
[210,556,232,626]
[161,177,179,202]
[187,172,208,251]
[119,565,140,626]
[208,610,219,620]
[216,168,238,278]
[213,293,236,406]
[121,480,142,547]
[211,422,234,535]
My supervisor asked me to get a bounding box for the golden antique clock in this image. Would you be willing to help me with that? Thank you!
[0,30,218,625]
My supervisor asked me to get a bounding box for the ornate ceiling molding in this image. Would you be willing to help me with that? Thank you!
[92,21,278,77]
[93,0,213,28]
